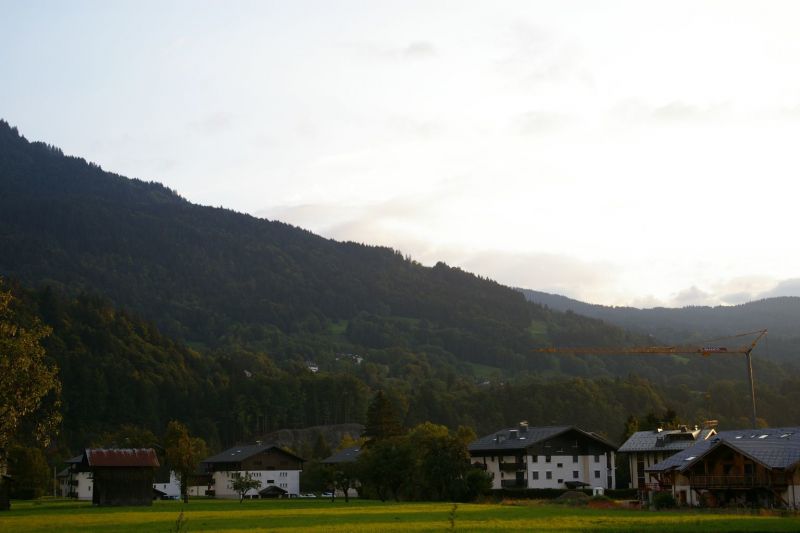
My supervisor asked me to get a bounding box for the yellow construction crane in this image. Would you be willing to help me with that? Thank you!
[538,329,768,428]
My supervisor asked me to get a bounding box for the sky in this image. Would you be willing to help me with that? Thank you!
[3,0,800,307]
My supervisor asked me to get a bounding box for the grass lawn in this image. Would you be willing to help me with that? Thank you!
[1,498,799,532]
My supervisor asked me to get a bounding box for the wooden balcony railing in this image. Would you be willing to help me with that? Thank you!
[690,474,788,488]
[499,462,526,472]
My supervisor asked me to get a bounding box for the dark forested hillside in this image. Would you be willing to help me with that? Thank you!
[2,120,800,454]
[0,120,637,371]
[520,289,800,362]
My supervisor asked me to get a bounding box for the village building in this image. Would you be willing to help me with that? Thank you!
[646,427,800,508]
[57,455,94,500]
[70,448,160,506]
[201,443,303,498]
[322,446,361,499]
[468,422,618,491]
[618,424,716,494]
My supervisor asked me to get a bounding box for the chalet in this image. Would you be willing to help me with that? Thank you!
[59,454,94,499]
[201,443,303,498]
[618,424,716,494]
[468,422,617,490]
[646,427,800,508]
[74,448,160,506]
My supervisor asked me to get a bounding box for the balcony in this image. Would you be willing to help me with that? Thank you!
[690,474,788,489]
[501,479,527,489]
[499,462,526,472]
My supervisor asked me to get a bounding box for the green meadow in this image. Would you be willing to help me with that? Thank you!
[2,499,799,532]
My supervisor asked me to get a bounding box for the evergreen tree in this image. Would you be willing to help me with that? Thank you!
[364,391,403,442]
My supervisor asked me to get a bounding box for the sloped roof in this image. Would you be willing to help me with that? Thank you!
[322,446,360,464]
[618,428,715,453]
[84,448,159,468]
[259,485,287,496]
[647,427,800,473]
[202,443,304,464]
[468,425,616,453]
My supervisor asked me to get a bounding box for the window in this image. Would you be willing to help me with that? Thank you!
[546,472,552,480]
[545,455,551,463]
[594,455,600,463]
[573,455,579,463]
[573,471,579,479]
[532,455,538,463]
[557,463,563,468]
[557,479,563,483]
[594,471,600,479]
[532,471,539,480]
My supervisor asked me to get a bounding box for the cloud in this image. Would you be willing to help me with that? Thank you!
[513,111,569,135]
[402,41,435,59]
[670,285,715,307]
[349,40,437,62]
[757,278,800,299]
[496,21,592,87]
[188,112,235,135]
[613,99,730,124]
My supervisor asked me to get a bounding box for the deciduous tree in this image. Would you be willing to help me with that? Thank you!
[0,283,61,510]
[164,421,208,504]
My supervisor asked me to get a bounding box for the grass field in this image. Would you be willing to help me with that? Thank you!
[1,498,799,532]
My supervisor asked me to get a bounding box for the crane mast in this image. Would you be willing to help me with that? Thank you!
[538,329,767,428]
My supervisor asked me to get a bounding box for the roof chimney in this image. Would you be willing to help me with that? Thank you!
[518,421,529,433]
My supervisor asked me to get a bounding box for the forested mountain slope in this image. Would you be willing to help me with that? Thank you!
[2,120,799,451]
[0,120,637,372]
[520,289,800,362]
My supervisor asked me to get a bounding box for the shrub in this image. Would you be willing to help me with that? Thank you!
[652,492,677,509]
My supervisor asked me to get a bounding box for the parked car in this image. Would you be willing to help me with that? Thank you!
[321,491,334,498]
[298,493,317,498]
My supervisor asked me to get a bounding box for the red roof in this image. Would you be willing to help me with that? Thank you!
[84,448,160,468]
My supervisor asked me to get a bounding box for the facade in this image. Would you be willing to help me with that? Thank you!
[201,443,303,498]
[153,470,181,499]
[468,422,617,490]
[647,427,800,508]
[618,425,716,493]
[58,455,94,500]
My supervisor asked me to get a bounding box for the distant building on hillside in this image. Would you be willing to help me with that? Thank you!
[647,427,800,508]
[201,443,303,498]
[618,424,716,495]
[468,422,618,491]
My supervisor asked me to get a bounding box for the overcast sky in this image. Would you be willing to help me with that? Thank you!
[3,1,800,307]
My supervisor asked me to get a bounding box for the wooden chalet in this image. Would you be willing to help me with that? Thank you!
[76,448,160,506]
[647,427,800,508]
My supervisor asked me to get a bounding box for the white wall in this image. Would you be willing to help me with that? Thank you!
[212,469,300,498]
[63,472,93,500]
[478,453,615,490]
[154,471,181,499]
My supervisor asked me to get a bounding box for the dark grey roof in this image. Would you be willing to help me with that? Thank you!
[64,454,83,464]
[202,443,303,464]
[468,425,616,453]
[647,427,800,473]
[322,446,361,464]
[618,428,715,453]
